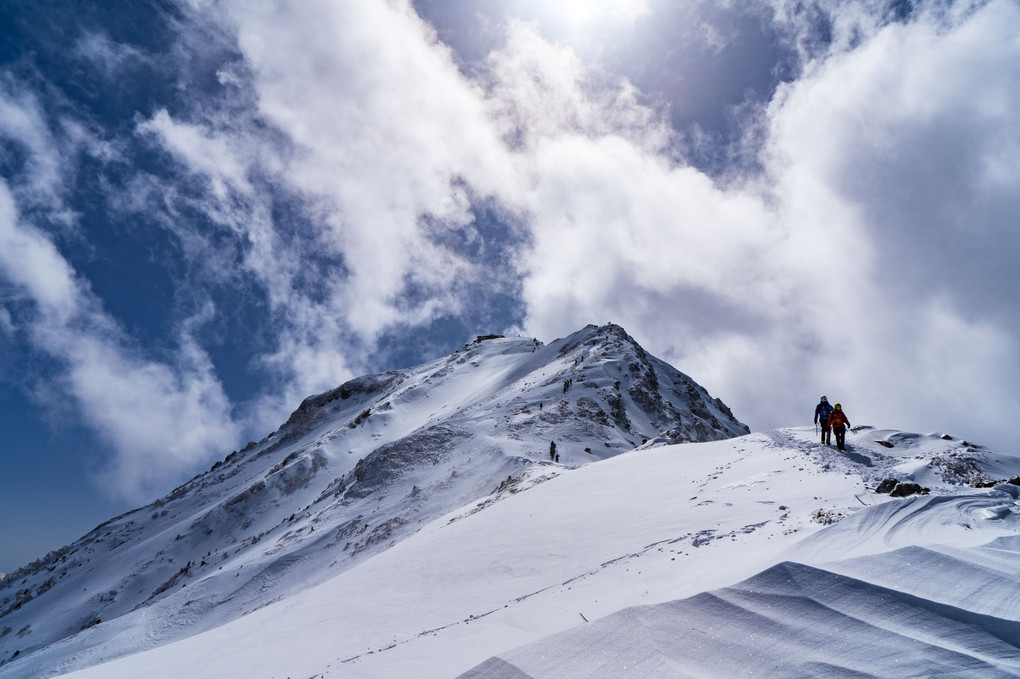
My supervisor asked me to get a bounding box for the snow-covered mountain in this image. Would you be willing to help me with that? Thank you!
[11,425,1020,679]
[0,324,749,677]
[3,324,1019,678]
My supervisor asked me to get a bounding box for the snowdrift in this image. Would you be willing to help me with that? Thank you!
[8,425,1016,679]
[461,493,1020,678]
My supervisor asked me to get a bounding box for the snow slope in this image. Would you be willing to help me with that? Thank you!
[462,497,1020,678]
[0,324,748,677]
[458,431,1020,678]
[8,425,1019,678]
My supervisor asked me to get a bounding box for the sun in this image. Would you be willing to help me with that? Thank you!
[534,0,650,30]
[560,0,599,25]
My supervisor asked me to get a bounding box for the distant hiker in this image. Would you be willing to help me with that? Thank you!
[549,441,557,460]
[555,454,560,463]
[830,404,851,451]
[814,396,834,445]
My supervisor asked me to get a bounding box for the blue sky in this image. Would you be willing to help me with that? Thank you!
[1,0,1018,573]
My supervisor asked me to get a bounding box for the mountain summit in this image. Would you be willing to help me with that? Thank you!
[0,324,746,672]
[3,325,1019,679]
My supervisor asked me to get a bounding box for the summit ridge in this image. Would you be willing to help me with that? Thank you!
[0,324,745,673]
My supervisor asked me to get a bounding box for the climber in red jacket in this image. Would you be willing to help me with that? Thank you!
[830,404,851,451]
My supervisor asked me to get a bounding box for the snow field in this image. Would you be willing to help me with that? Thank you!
[55,429,890,678]
[6,327,1017,678]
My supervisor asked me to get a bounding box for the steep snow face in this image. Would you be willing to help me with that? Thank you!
[0,324,746,674]
[18,426,1020,679]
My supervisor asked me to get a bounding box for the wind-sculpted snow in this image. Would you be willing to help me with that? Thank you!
[457,441,1020,678]
[4,424,1014,679]
[461,484,1020,679]
[462,554,1020,678]
[0,324,749,676]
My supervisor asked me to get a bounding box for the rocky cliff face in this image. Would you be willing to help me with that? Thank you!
[0,324,746,671]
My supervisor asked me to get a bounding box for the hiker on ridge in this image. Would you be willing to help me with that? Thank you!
[814,396,834,445]
[830,404,851,451]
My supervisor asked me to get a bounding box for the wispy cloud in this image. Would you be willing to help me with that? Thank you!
[0,83,241,501]
[137,0,523,395]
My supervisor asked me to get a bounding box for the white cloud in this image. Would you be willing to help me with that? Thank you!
[23,0,1012,490]
[493,1,1020,450]
[0,80,65,209]
[137,109,253,199]
[0,86,242,501]
[770,0,1020,307]
[72,30,150,83]
[752,0,1020,440]
[0,180,241,500]
[485,21,670,154]
[0,186,80,322]
[134,0,530,407]
[162,0,1020,454]
[223,0,514,335]
[56,330,239,497]
[512,0,651,48]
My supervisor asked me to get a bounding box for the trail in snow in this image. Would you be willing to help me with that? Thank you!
[462,546,1020,679]
[28,424,1019,679]
[459,438,1020,678]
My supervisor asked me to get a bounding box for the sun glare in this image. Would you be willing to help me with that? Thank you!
[561,0,597,24]
[536,0,650,30]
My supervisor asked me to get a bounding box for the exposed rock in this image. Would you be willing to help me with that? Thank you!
[0,324,748,671]
[875,479,898,494]
[889,483,929,498]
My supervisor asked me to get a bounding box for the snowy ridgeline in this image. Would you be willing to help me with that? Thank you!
[11,426,1020,679]
[0,324,748,677]
[1,325,1018,678]
[460,435,1020,679]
